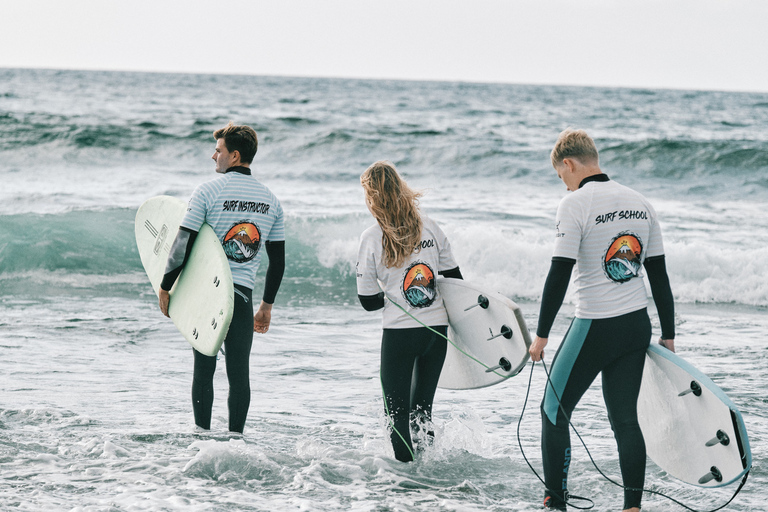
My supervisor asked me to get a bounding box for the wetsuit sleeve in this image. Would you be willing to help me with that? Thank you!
[644,255,675,339]
[439,266,463,280]
[160,227,198,291]
[261,240,285,304]
[536,257,575,338]
[358,292,385,311]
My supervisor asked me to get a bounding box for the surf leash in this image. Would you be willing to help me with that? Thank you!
[517,358,751,512]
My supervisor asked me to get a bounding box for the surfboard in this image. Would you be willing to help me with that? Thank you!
[135,196,234,357]
[436,278,531,390]
[637,344,752,487]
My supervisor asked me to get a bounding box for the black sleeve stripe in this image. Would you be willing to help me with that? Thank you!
[358,292,385,312]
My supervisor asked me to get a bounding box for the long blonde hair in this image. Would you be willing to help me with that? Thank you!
[361,161,423,268]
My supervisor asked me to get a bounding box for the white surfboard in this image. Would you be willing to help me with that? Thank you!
[638,344,752,487]
[135,196,235,357]
[437,278,531,390]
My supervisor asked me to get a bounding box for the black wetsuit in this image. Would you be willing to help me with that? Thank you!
[163,239,285,433]
[359,266,462,462]
[161,166,285,433]
[192,284,254,432]
[536,174,675,511]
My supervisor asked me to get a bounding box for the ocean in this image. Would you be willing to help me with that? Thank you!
[0,68,766,511]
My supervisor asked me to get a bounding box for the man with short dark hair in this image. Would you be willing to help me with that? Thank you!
[530,129,675,512]
[159,122,285,434]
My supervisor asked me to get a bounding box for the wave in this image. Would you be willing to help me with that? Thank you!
[0,209,359,305]
[3,67,768,190]
[600,138,768,186]
[0,114,215,153]
[4,114,766,188]
[0,208,765,307]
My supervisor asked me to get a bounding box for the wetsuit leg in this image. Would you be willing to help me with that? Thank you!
[541,318,603,508]
[224,285,254,433]
[380,326,447,462]
[540,309,651,509]
[602,311,651,510]
[192,350,216,430]
[410,326,448,443]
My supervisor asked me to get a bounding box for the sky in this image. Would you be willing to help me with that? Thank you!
[2,0,768,93]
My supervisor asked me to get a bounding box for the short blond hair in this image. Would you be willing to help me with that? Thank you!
[551,128,598,168]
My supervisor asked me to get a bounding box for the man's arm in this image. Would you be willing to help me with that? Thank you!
[254,241,285,333]
[158,227,198,317]
[644,255,675,351]
[530,257,575,361]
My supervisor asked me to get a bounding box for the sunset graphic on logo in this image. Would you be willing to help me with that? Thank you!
[401,262,437,308]
[223,222,261,263]
[603,233,643,283]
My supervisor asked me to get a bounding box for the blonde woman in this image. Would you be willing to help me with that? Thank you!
[356,161,463,462]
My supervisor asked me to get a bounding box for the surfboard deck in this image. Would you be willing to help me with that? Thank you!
[437,278,531,390]
[135,196,235,357]
[638,344,752,487]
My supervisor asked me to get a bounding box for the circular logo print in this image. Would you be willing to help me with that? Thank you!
[223,221,261,263]
[603,232,643,283]
[401,262,437,308]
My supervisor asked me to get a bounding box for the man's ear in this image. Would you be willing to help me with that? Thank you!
[561,157,576,173]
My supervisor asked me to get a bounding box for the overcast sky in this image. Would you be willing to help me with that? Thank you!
[2,0,767,93]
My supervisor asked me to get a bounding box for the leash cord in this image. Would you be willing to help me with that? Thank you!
[517,358,750,512]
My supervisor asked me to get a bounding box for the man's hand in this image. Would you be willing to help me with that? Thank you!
[254,301,273,334]
[159,289,171,317]
[659,338,675,352]
[529,336,548,362]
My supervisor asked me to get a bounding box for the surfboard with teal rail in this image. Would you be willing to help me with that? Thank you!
[637,344,751,487]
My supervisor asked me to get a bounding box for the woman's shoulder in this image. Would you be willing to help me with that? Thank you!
[360,223,382,240]
[420,214,446,236]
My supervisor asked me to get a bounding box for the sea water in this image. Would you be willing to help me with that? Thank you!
[0,68,766,511]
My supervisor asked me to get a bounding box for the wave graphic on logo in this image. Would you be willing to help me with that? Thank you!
[401,262,436,308]
[223,222,261,263]
[603,233,643,283]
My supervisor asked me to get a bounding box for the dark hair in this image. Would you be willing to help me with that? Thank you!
[213,122,258,164]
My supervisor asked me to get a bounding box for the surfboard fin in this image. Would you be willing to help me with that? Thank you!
[487,325,513,341]
[484,357,512,373]
[464,295,490,311]
[705,430,730,447]
[678,380,702,397]
[698,466,723,484]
